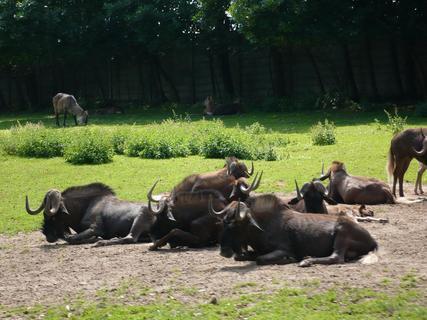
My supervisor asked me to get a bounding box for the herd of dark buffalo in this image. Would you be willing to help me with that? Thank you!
[24,127,427,267]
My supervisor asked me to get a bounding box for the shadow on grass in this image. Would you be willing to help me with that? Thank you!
[1,110,426,134]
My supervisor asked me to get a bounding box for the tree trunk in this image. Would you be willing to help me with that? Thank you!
[93,63,107,100]
[364,36,379,101]
[190,41,196,103]
[154,56,180,102]
[136,57,146,104]
[306,46,325,94]
[218,50,235,100]
[403,39,418,99]
[411,50,427,99]
[208,52,217,97]
[270,47,286,96]
[389,38,404,99]
[342,42,359,101]
[286,45,294,96]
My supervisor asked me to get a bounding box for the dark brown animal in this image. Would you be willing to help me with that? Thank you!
[320,161,395,204]
[52,93,88,126]
[146,181,228,250]
[165,157,254,201]
[211,194,378,267]
[203,96,241,116]
[25,183,152,245]
[288,180,388,223]
[387,128,427,197]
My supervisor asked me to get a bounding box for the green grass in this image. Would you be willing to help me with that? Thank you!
[1,285,425,319]
[1,109,427,234]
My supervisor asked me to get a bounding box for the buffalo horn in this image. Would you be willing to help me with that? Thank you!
[239,171,263,194]
[246,161,254,176]
[166,209,176,221]
[208,196,227,216]
[295,180,302,200]
[413,139,427,157]
[147,180,166,214]
[25,195,44,215]
[248,212,263,231]
[321,161,325,175]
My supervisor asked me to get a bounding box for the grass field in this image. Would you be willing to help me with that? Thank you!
[1,109,427,319]
[1,109,427,234]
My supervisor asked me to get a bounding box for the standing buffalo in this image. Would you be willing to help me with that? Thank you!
[387,128,427,196]
[25,183,152,245]
[53,93,88,127]
[214,194,378,266]
[147,181,228,250]
[320,161,395,204]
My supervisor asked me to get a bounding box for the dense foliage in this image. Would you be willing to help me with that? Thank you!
[0,0,425,110]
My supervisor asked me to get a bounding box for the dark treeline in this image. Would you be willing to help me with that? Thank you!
[0,0,426,111]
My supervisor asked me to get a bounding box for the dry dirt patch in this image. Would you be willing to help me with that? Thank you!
[0,199,426,308]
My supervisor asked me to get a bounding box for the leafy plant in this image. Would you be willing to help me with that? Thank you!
[310,119,336,145]
[3,122,65,158]
[64,129,114,164]
[200,131,252,159]
[375,109,407,134]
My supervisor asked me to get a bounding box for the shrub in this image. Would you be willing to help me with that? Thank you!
[3,122,65,158]
[111,127,132,154]
[201,130,252,159]
[415,102,427,117]
[315,90,360,111]
[124,131,190,159]
[376,108,407,134]
[64,128,114,164]
[252,145,279,161]
[310,119,336,145]
[245,122,266,135]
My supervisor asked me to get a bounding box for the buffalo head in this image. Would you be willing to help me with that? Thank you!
[289,180,337,212]
[229,171,263,202]
[319,161,346,181]
[209,199,262,258]
[77,110,89,125]
[225,157,254,179]
[26,190,70,243]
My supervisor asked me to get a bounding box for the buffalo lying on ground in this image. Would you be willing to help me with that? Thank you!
[203,96,241,116]
[320,161,395,204]
[289,180,388,223]
[52,93,88,127]
[213,194,378,266]
[387,128,427,197]
[147,181,228,250]
[25,183,152,245]
[164,157,254,202]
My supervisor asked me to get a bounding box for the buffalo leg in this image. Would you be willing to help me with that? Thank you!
[63,110,67,127]
[256,250,296,265]
[399,158,411,197]
[55,113,60,127]
[94,214,149,247]
[393,157,411,197]
[74,115,78,126]
[149,228,200,251]
[64,228,102,245]
[415,162,426,194]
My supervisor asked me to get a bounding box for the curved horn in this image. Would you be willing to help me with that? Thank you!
[226,162,231,175]
[147,180,166,214]
[246,161,254,176]
[413,142,427,157]
[25,195,45,215]
[208,196,227,216]
[321,161,325,175]
[248,212,263,231]
[239,171,263,195]
[295,180,302,200]
[421,128,425,138]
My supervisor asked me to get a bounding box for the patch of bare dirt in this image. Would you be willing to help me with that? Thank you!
[0,193,426,308]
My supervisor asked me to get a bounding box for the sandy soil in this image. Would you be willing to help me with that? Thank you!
[0,192,426,308]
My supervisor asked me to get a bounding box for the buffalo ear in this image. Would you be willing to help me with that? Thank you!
[60,202,70,215]
[323,196,337,205]
[288,197,300,205]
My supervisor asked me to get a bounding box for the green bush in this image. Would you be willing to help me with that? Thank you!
[124,131,190,159]
[310,119,336,146]
[200,130,252,159]
[415,102,427,117]
[111,127,132,154]
[3,122,65,158]
[64,128,114,164]
[375,109,407,134]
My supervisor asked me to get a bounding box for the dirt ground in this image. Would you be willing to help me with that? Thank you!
[0,190,426,308]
